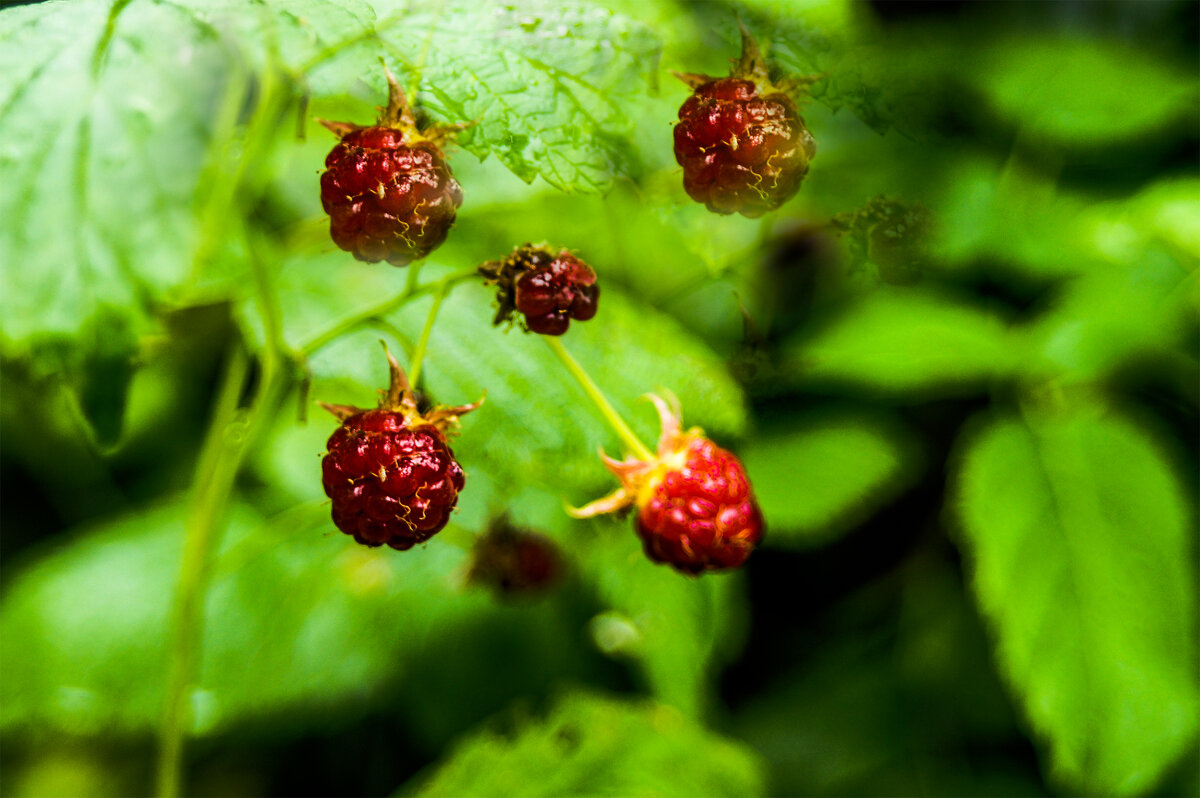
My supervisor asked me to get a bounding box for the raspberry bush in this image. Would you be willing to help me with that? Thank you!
[2,3,1196,798]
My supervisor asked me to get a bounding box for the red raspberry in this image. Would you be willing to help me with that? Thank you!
[319,347,482,550]
[479,244,600,336]
[673,27,817,218]
[571,396,763,575]
[467,520,563,596]
[319,71,464,266]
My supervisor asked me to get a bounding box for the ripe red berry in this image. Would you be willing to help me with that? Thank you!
[673,27,817,218]
[479,244,600,336]
[319,347,482,550]
[571,396,763,575]
[319,71,464,266]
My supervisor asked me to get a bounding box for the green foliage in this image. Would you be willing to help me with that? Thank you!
[2,1,1197,796]
[742,410,920,544]
[407,691,766,797]
[784,288,1017,396]
[955,409,1198,794]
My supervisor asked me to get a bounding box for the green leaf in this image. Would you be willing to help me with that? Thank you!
[954,410,1199,794]
[783,288,1016,397]
[407,691,766,798]
[249,262,747,506]
[0,498,521,736]
[976,36,1198,146]
[575,528,747,716]
[375,0,662,192]
[741,410,921,545]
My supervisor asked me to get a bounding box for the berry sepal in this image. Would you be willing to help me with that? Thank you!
[570,395,764,575]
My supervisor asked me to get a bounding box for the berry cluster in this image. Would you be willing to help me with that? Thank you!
[320,349,481,550]
[479,244,600,336]
[319,73,464,266]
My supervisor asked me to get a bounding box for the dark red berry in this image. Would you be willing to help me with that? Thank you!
[467,520,563,596]
[673,27,817,218]
[571,396,763,575]
[319,71,464,266]
[319,347,482,550]
[479,244,600,336]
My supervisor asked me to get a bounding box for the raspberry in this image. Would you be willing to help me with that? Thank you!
[673,26,817,218]
[319,71,464,266]
[467,520,563,596]
[571,396,763,575]
[319,347,482,550]
[479,244,600,336]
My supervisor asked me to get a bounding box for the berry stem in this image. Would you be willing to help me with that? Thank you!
[407,278,449,389]
[298,266,479,357]
[543,337,655,462]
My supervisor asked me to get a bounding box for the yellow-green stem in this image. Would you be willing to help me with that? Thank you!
[297,266,478,357]
[407,280,449,388]
[544,337,654,461]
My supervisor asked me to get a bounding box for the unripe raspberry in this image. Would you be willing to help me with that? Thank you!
[673,27,817,218]
[479,244,600,336]
[571,396,763,575]
[319,71,465,266]
[319,347,482,550]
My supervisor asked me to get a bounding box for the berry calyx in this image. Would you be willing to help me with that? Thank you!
[319,346,483,550]
[571,395,764,575]
[319,70,466,266]
[479,244,600,336]
[673,25,818,218]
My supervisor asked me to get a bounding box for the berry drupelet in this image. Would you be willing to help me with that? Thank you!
[673,26,818,218]
[572,395,764,575]
[320,348,482,550]
[319,71,465,266]
[479,244,600,336]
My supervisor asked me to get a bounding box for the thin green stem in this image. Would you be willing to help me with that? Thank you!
[297,266,478,357]
[156,344,248,798]
[544,337,654,461]
[407,280,449,388]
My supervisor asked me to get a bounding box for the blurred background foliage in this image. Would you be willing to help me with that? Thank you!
[1,0,1197,796]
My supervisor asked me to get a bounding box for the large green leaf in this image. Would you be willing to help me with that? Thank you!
[0,498,577,737]
[373,0,661,192]
[575,529,746,717]
[247,257,747,507]
[783,288,1017,397]
[406,691,766,797]
[741,410,920,546]
[954,410,1199,794]
[975,36,1198,146]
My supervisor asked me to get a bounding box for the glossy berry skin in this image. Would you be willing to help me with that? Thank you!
[514,252,599,335]
[674,78,815,218]
[571,395,764,576]
[637,437,763,574]
[321,409,465,549]
[324,410,463,547]
[320,126,463,266]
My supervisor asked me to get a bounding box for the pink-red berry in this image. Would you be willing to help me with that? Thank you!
[480,244,600,336]
[572,396,763,575]
[319,72,464,266]
[319,348,481,550]
[672,27,817,218]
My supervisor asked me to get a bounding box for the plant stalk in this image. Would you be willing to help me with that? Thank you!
[544,337,654,461]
